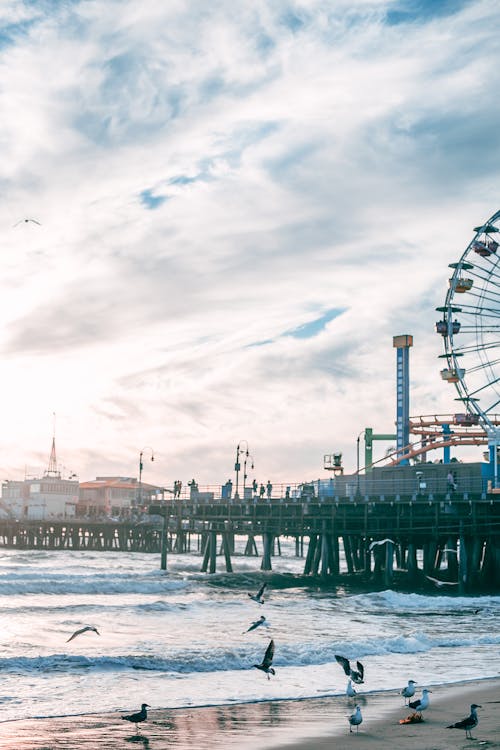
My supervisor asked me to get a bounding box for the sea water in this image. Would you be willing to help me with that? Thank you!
[0,541,499,722]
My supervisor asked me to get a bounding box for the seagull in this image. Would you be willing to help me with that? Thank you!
[425,575,459,588]
[253,639,275,679]
[335,655,364,684]
[401,679,417,705]
[248,582,267,604]
[122,703,150,732]
[244,615,267,633]
[447,703,481,740]
[348,705,363,733]
[346,680,357,699]
[66,625,100,642]
[13,218,41,227]
[368,538,394,551]
[409,689,431,716]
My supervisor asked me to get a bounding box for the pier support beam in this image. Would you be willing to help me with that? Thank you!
[261,532,274,571]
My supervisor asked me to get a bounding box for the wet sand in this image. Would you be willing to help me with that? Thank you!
[3,677,499,750]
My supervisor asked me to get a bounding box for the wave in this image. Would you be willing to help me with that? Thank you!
[0,574,190,596]
[3,631,500,675]
[348,590,500,613]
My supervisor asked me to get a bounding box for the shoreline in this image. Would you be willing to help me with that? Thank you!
[4,676,500,750]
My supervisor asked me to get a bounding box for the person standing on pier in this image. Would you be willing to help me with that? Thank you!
[266,480,273,499]
[259,483,265,500]
[447,470,457,492]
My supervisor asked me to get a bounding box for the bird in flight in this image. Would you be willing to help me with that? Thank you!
[248,582,267,604]
[425,575,458,588]
[447,703,481,740]
[346,679,357,699]
[66,625,100,642]
[244,615,267,633]
[122,703,150,732]
[13,218,41,227]
[335,655,364,684]
[253,639,275,679]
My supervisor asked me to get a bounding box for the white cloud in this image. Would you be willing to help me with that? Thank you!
[0,0,499,485]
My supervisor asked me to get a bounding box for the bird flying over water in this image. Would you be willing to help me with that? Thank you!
[253,639,275,679]
[13,218,41,227]
[348,705,363,733]
[248,582,267,604]
[409,689,431,716]
[66,625,100,642]
[122,703,150,731]
[244,615,267,633]
[401,679,417,705]
[447,703,481,740]
[335,655,364,684]
[425,575,459,588]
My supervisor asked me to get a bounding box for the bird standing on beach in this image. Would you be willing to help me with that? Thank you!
[348,705,363,733]
[335,655,364,684]
[401,679,417,705]
[248,582,267,604]
[66,625,100,642]
[409,689,431,717]
[447,703,481,740]
[253,639,275,679]
[122,703,150,732]
[244,615,267,633]
[346,680,356,699]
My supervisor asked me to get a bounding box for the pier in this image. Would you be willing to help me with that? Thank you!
[0,489,498,593]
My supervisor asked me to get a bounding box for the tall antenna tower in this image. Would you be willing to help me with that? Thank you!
[45,412,61,478]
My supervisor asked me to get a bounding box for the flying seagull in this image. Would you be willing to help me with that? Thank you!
[346,679,357,699]
[401,679,417,705]
[409,689,431,716]
[244,615,267,633]
[253,639,275,679]
[335,655,364,684]
[66,625,100,642]
[368,538,394,551]
[122,703,150,732]
[13,218,41,227]
[447,703,481,740]
[425,575,459,588]
[248,582,267,604]
[348,705,363,733]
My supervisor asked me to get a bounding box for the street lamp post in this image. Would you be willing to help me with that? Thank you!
[243,452,254,498]
[138,446,155,507]
[234,440,250,500]
[356,430,365,494]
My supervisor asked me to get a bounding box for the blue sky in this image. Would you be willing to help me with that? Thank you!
[1,0,499,485]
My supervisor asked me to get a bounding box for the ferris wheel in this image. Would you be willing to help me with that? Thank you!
[437,209,500,433]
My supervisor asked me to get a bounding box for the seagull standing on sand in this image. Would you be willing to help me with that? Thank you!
[244,615,267,633]
[346,680,356,699]
[122,703,150,731]
[248,582,267,604]
[253,639,275,679]
[348,705,363,733]
[409,689,431,716]
[66,625,100,642]
[447,703,481,740]
[335,655,364,684]
[401,679,417,705]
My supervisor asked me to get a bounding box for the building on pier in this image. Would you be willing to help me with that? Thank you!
[78,477,164,517]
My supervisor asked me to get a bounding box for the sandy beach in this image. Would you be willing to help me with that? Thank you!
[3,677,498,750]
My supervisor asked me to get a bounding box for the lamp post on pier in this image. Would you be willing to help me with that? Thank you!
[138,446,155,507]
[234,440,250,500]
[356,429,365,494]
[243,452,254,499]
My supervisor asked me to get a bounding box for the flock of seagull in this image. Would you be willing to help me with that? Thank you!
[66,581,484,739]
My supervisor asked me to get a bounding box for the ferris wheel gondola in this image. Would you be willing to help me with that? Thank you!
[436,209,500,446]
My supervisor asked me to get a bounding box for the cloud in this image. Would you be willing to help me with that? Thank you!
[1,0,499,483]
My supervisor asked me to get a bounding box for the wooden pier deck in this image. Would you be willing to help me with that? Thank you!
[0,494,498,591]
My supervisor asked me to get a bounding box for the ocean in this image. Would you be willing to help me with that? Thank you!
[0,540,499,723]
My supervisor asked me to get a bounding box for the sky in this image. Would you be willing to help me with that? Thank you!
[1,0,500,488]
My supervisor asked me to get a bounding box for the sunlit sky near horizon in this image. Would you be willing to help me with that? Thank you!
[1,0,500,487]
